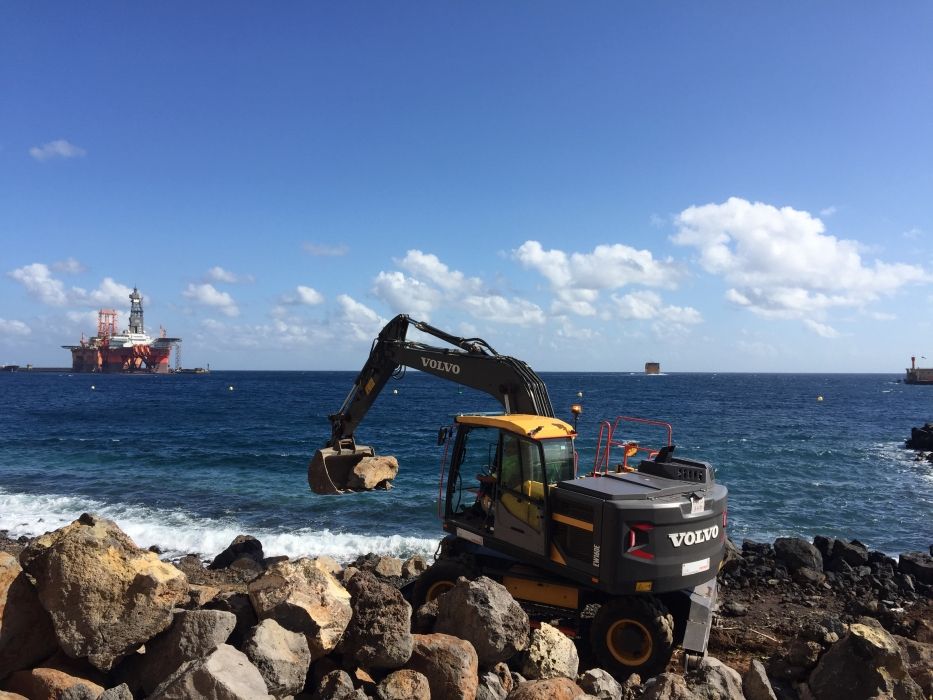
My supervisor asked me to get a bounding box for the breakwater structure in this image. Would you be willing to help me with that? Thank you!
[62,287,180,373]
[905,356,933,385]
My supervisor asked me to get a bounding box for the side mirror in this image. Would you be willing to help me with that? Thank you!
[437,427,449,446]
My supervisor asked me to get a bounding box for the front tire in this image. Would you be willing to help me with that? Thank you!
[410,559,471,609]
[590,596,675,679]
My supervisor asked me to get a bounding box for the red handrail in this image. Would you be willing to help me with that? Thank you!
[592,416,673,475]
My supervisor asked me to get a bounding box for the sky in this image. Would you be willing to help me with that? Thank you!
[2,3,932,372]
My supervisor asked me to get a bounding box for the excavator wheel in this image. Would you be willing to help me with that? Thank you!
[410,560,472,609]
[590,595,675,679]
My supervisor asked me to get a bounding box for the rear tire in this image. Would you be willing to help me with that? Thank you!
[590,596,675,679]
[410,560,471,609]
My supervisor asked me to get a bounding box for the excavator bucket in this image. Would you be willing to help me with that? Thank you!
[308,445,375,495]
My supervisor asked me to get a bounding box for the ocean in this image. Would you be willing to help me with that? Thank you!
[1,371,930,562]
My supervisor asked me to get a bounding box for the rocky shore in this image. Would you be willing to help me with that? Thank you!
[1,516,930,700]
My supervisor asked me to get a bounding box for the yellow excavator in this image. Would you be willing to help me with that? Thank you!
[310,315,727,678]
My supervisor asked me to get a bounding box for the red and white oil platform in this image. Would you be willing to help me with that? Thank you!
[62,288,180,373]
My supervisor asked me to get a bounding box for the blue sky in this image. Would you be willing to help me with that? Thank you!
[2,3,931,371]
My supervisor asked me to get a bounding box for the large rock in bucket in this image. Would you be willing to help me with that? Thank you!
[19,513,188,671]
[308,445,399,494]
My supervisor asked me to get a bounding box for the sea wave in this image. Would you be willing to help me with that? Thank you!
[0,488,440,563]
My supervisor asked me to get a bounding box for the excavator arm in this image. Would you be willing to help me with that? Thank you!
[326,314,554,447]
[309,314,554,493]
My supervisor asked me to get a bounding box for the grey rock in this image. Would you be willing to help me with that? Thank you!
[812,536,835,559]
[830,540,868,568]
[118,608,237,696]
[476,670,508,700]
[641,673,700,700]
[248,558,352,663]
[99,684,134,700]
[209,535,264,570]
[808,619,924,700]
[785,639,822,669]
[720,601,748,617]
[434,575,529,667]
[520,622,579,681]
[401,556,428,579]
[243,618,311,698]
[375,669,431,700]
[687,656,744,700]
[204,591,259,648]
[19,514,188,671]
[0,552,58,680]
[743,659,777,700]
[774,537,823,572]
[314,670,360,700]
[337,570,413,670]
[578,668,623,700]
[149,644,273,699]
[898,551,933,585]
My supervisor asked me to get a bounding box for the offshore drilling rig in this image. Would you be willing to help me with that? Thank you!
[62,287,180,373]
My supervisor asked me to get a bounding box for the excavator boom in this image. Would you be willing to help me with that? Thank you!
[309,314,554,493]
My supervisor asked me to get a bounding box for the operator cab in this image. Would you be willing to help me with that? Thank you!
[443,414,577,557]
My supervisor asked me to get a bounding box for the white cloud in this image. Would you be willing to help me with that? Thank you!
[8,263,68,305]
[372,271,441,319]
[280,285,325,306]
[30,139,87,161]
[610,290,702,325]
[304,243,349,257]
[336,294,386,341]
[53,257,85,274]
[183,283,239,317]
[398,250,482,294]
[514,240,682,318]
[673,197,927,328]
[461,295,545,325]
[86,277,133,307]
[295,286,324,306]
[903,227,923,240]
[803,319,840,338]
[0,319,31,336]
[820,206,838,217]
[205,266,254,284]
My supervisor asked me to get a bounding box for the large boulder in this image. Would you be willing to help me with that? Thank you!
[520,622,579,681]
[117,608,237,696]
[0,552,58,680]
[773,537,823,572]
[406,633,479,700]
[375,669,431,700]
[686,656,744,700]
[3,668,105,700]
[808,619,924,700]
[640,673,699,700]
[894,635,933,697]
[148,644,273,699]
[742,659,777,700]
[209,535,264,570]
[507,677,587,700]
[19,513,188,670]
[898,551,933,585]
[578,668,623,700]
[347,455,399,490]
[434,576,529,667]
[830,540,868,568]
[243,618,311,698]
[204,591,259,648]
[248,558,352,662]
[337,571,413,670]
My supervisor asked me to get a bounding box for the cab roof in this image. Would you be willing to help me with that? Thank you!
[455,413,576,439]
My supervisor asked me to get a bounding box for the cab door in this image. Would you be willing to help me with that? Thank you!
[493,433,547,556]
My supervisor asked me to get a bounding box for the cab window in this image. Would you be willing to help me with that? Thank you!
[542,438,575,483]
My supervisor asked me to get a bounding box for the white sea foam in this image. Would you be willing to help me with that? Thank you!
[0,488,439,563]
